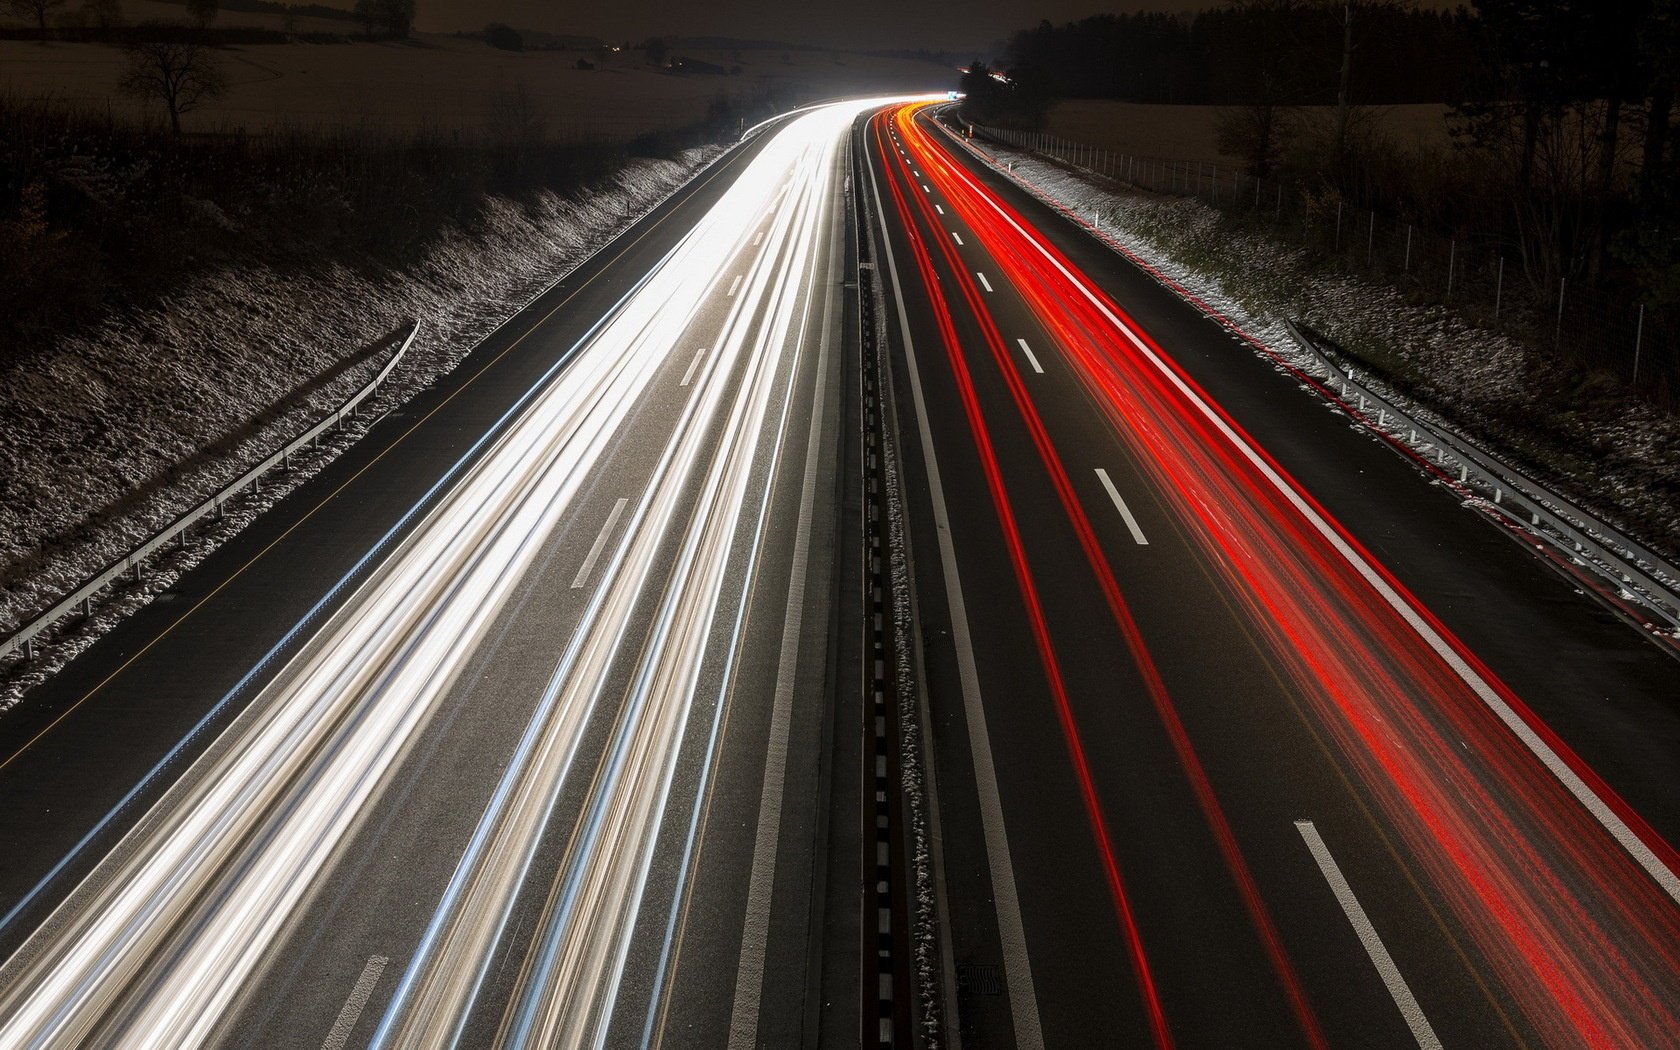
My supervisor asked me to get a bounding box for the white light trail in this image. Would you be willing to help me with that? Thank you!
[0,98,896,1050]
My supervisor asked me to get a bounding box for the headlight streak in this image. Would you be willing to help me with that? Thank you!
[498,157,825,1050]
[0,252,672,950]
[0,99,886,1050]
[893,103,1680,1046]
[366,124,812,1050]
[631,126,836,1041]
[373,106,868,1050]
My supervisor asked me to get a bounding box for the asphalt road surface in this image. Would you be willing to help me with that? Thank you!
[863,102,1680,1048]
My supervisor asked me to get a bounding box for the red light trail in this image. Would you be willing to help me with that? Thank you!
[876,101,1680,1047]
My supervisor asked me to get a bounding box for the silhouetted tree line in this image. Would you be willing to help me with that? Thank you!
[997,8,1469,108]
[1451,0,1680,302]
[972,1,1680,315]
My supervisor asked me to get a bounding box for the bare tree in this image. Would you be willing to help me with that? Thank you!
[1213,0,1302,178]
[377,0,412,38]
[1307,1,1415,186]
[1217,104,1297,178]
[120,36,226,134]
[6,0,69,31]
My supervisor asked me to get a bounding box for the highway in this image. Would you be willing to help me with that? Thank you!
[0,100,884,1048]
[2,91,1679,1050]
[863,102,1680,1047]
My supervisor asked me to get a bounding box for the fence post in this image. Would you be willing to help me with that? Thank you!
[1213,164,1219,204]
[1404,225,1412,272]
[1335,201,1343,251]
[1555,277,1567,347]
[1494,257,1504,328]
[1276,184,1283,222]
[1447,240,1456,300]
[1367,213,1375,266]
[1632,303,1645,383]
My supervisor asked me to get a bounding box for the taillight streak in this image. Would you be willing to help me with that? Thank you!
[872,111,1175,1050]
[882,109,1329,1050]
[898,103,1680,1046]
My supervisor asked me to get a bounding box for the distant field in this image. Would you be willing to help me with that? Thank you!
[1,28,954,139]
[1046,99,1454,166]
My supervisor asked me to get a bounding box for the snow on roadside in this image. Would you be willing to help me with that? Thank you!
[957,133,1680,565]
[0,147,720,710]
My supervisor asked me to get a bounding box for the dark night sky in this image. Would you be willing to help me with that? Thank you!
[412,0,1225,54]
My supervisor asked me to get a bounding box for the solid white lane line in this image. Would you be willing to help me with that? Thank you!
[727,274,743,297]
[1296,822,1443,1050]
[321,955,388,1050]
[570,497,629,589]
[1015,338,1043,374]
[939,145,1680,904]
[935,204,945,215]
[976,272,993,292]
[951,231,964,246]
[866,152,1044,1048]
[1094,469,1149,545]
[680,347,707,387]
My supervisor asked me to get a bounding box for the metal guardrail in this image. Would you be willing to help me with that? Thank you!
[1,319,422,665]
[1284,321,1680,636]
